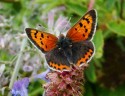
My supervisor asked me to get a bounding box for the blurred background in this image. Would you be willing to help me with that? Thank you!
[0,0,125,96]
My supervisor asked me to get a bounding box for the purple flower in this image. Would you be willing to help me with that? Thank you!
[33,68,50,82]
[23,65,33,72]
[40,6,70,36]
[11,77,29,96]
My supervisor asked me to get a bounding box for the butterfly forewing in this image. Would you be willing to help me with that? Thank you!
[25,28,58,53]
[66,9,97,42]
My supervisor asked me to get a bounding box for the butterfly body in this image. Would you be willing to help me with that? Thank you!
[57,34,72,50]
[25,9,97,72]
[56,34,73,63]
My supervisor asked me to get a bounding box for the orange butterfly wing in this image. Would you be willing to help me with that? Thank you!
[25,28,58,53]
[66,9,97,42]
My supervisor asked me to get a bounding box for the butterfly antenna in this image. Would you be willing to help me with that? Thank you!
[36,24,48,31]
[60,17,72,35]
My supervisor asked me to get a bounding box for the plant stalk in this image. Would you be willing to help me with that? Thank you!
[8,38,27,96]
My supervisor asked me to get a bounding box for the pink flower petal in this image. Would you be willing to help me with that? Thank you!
[48,11,54,32]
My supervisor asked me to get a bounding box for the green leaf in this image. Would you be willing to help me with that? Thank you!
[43,2,60,13]
[35,0,54,3]
[107,20,125,36]
[85,62,97,83]
[93,30,104,59]
[0,50,14,61]
[109,84,125,96]
[84,83,94,96]
[96,84,125,96]
[105,0,117,10]
[96,86,111,96]
[29,87,43,96]
[65,2,87,16]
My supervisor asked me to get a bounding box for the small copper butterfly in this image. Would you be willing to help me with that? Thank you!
[25,9,97,72]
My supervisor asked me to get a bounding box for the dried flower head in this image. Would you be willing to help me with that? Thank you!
[43,65,88,96]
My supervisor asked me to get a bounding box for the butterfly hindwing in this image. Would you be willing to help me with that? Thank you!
[45,40,94,71]
[45,48,70,71]
[72,41,94,66]
[66,9,97,42]
[25,28,58,53]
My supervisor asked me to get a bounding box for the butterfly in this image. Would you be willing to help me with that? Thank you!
[25,9,97,72]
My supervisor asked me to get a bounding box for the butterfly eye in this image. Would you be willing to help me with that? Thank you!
[58,47,61,50]
[69,44,72,47]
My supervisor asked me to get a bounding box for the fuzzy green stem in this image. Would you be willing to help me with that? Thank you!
[8,38,27,96]
[0,56,17,65]
[0,61,11,64]
[7,17,28,96]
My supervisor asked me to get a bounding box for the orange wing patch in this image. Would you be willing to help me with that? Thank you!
[66,9,97,42]
[49,62,70,71]
[76,49,93,66]
[25,28,58,52]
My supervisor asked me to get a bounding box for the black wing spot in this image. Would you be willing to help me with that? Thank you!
[88,55,91,58]
[58,68,61,70]
[63,67,66,70]
[83,17,90,24]
[85,29,88,32]
[75,28,77,30]
[41,33,44,38]
[83,34,85,37]
[41,41,43,45]
[85,58,89,62]
[50,64,52,67]
[79,22,83,27]
[84,26,86,28]
[45,45,47,48]
[80,61,84,64]
[47,36,49,38]
[54,66,56,69]
[83,17,85,20]
[34,31,38,38]
[88,20,90,23]
[86,18,90,24]
[40,38,42,40]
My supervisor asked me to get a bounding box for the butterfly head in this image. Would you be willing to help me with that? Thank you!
[57,34,73,64]
[57,34,72,50]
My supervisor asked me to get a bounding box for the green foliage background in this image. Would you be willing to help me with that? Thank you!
[0,0,125,96]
